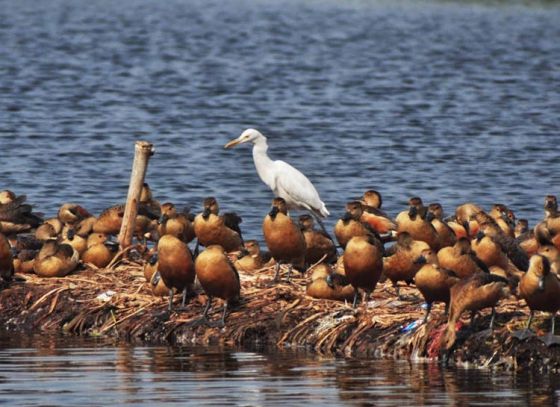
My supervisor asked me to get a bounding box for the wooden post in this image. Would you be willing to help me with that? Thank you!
[118,141,155,250]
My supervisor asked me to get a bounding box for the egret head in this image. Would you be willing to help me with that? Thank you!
[224,128,266,149]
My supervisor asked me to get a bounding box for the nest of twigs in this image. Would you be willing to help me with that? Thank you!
[1,256,559,373]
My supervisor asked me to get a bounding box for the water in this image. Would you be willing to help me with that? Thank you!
[1,0,560,403]
[1,0,560,237]
[0,333,557,406]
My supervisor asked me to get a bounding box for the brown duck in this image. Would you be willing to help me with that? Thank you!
[0,193,42,235]
[333,201,370,249]
[383,232,430,298]
[0,233,14,282]
[518,255,560,342]
[157,234,196,311]
[441,271,510,350]
[33,240,79,278]
[306,263,354,302]
[427,203,457,248]
[299,214,337,264]
[262,198,306,281]
[413,248,460,322]
[343,233,384,307]
[396,197,440,250]
[81,233,119,268]
[195,245,241,326]
[234,240,273,272]
[437,237,488,279]
[193,197,243,252]
[158,202,195,243]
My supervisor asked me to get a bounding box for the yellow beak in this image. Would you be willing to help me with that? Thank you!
[224,138,241,149]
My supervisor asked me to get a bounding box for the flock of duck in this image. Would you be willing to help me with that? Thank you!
[1,129,560,352]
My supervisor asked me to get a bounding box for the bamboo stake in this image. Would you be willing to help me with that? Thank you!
[118,141,155,250]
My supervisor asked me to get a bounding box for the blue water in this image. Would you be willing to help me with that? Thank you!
[1,0,560,403]
[0,334,558,406]
[1,0,559,238]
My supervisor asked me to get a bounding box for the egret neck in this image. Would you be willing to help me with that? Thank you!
[251,136,275,190]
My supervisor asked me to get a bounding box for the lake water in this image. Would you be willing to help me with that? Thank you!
[1,0,560,404]
[0,333,558,406]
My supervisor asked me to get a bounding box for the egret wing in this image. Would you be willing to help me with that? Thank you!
[273,160,324,213]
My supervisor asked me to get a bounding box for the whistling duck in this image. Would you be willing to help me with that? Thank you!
[537,245,560,275]
[13,250,35,274]
[34,240,79,278]
[306,263,354,302]
[383,232,430,298]
[358,190,396,234]
[234,240,273,272]
[413,248,460,322]
[193,197,243,252]
[0,233,14,281]
[299,214,337,264]
[60,227,88,256]
[515,219,529,236]
[157,203,195,243]
[441,271,510,350]
[0,193,42,235]
[517,255,560,344]
[476,213,529,271]
[93,205,124,235]
[195,245,241,326]
[334,201,370,249]
[58,203,92,226]
[437,237,487,279]
[455,203,483,234]
[150,270,171,297]
[35,218,63,241]
[0,190,16,205]
[396,197,440,250]
[343,233,384,307]
[81,233,119,268]
[472,232,524,282]
[143,251,158,281]
[140,182,161,214]
[157,234,195,311]
[263,198,306,281]
[427,203,457,248]
[489,204,514,237]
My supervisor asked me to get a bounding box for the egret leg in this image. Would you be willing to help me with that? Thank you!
[489,307,496,330]
[551,313,556,335]
[273,262,281,282]
[352,288,360,308]
[167,288,174,312]
[310,211,334,241]
[287,265,293,282]
[423,303,432,324]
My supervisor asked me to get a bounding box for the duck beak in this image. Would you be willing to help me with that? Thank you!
[224,137,242,149]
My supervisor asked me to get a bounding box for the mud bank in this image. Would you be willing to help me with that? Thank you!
[1,260,559,373]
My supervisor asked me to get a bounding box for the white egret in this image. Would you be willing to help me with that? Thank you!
[224,128,331,234]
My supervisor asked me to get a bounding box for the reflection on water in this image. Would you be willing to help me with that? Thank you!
[0,333,558,406]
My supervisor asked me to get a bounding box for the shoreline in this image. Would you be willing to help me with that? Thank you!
[1,260,559,373]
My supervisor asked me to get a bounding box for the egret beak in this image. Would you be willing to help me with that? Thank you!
[224,138,242,149]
